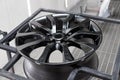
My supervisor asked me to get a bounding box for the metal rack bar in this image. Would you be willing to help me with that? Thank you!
[0,30,15,73]
[5,43,15,73]
[0,69,29,80]
[67,67,111,80]
[3,32,15,73]
[41,8,120,24]
[0,44,17,53]
[3,54,21,71]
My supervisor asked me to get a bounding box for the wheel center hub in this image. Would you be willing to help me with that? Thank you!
[52,33,64,40]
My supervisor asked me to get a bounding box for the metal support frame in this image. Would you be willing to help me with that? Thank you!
[67,67,111,80]
[0,8,119,80]
[1,31,15,73]
[0,69,29,80]
[3,54,21,71]
[5,42,15,73]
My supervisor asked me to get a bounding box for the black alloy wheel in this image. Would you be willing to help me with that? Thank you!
[15,14,102,80]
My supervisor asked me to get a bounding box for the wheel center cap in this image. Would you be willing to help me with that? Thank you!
[53,33,64,40]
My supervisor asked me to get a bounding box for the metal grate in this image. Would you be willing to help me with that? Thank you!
[73,1,120,80]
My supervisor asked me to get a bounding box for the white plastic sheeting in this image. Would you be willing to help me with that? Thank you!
[99,0,110,17]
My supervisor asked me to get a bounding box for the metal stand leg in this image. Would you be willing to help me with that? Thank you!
[5,42,15,73]
[0,30,15,73]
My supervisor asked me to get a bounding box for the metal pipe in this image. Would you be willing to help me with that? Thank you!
[5,42,15,73]
[2,32,13,62]
[0,69,29,80]
[3,54,21,71]
[2,32,15,73]
[0,44,17,53]
[67,67,111,80]
[41,8,120,24]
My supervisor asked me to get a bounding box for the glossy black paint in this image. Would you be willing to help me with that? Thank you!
[15,14,102,64]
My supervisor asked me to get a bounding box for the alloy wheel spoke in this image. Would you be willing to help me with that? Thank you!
[63,15,75,32]
[46,15,56,33]
[16,31,45,38]
[66,25,80,34]
[37,43,55,63]
[68,39,96,53]
[67,31,101,40]
[30,21,50,33]
[63,14,75,33]
[66,19,90,33]
[17,39,45,51]
[61,44,74,61]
